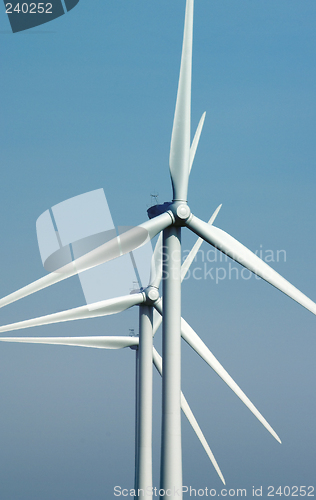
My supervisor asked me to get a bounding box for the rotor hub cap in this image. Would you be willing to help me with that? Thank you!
[176,204,190,220]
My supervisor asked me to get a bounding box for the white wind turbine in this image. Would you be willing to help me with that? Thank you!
[0,210,285,493]
[0,0,315,498]
[0,215,230,486]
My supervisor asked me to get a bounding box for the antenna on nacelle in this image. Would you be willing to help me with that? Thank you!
[150,192,159,205]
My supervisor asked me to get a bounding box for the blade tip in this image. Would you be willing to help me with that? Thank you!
[272,430,282,444]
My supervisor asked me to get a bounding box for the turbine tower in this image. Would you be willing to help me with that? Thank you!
[0,0,315,498]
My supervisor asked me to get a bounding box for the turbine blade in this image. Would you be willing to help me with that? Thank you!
[189,112,206,173]
[0,336,139,349]
[180,393,225,485]
[169,0,194,201]
[153,297,163,336]
[0,212,172,310]
[149,233,163,289]
[153,304,162,336]
[0,293,144,334]
[152,347,225,484]
[181,205,222,281]
[152,298,280,442]
[186,214,316,315]
[181,318,281,443]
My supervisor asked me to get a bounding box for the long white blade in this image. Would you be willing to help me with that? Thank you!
[186,214,316,315]
[153,299,280,442]
[0,336,139,349]
[149,233,163,289]
[180,318,281,443]
[153,304,162,336]
[169,0,194,201]
[181,205,222,281]
[189,112,206,173]
[0,293,144,334]
[0,212,172,311]
[152,347,225,484]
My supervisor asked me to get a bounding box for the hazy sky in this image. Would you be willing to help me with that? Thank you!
[0,1,316,498]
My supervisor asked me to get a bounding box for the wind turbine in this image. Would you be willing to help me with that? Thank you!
[0,224,231,488]
[0,216,284,493]
[0,0,315,498]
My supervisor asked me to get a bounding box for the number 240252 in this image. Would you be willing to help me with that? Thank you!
[5,3,53,14]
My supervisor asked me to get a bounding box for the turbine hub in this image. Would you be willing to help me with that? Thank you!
[170,201,191,225]
[176,203,190,220]
[147,200,191,225]
[145,286,160,304]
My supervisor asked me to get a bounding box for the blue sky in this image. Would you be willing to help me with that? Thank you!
[0,1,316,498]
